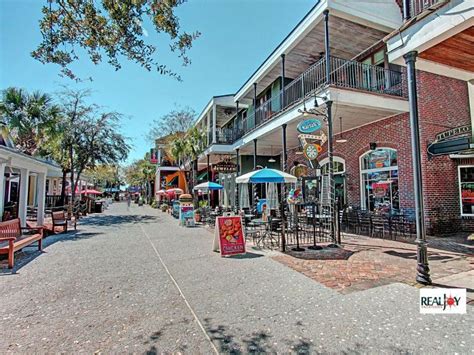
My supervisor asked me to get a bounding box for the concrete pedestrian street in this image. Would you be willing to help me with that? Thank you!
[1,203,472,354]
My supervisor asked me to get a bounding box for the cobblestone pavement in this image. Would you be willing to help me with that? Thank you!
[0,203,473,353]
[273,235,473,296]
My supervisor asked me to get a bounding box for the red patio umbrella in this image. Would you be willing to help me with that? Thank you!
[81,189,103,195]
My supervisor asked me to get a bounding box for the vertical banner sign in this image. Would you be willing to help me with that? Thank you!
[212,216,246,256]
[150,148,158,164]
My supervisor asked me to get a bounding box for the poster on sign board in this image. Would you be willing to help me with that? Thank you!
[212,216,246,256]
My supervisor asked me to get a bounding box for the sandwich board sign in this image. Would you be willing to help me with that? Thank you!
[212,215,246,256]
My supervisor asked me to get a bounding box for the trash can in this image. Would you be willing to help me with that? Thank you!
[94,201,104,213]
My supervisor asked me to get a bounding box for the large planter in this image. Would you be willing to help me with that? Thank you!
[195,212,201,222]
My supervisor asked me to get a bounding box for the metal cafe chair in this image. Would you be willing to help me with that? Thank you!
[370,214,385,239]
[358,212,371,236]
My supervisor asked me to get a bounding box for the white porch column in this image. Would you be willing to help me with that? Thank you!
[212,104,217,144]
[207,111,211,145]
[36,172,46,226]
[18,168,29,227]
[155,169,161,197]
[0,163,6,221]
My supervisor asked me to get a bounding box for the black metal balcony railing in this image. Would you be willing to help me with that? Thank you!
[207,55,407,146]
[409,0,444,18]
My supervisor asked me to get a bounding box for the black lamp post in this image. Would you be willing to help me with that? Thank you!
[404,51,431,285]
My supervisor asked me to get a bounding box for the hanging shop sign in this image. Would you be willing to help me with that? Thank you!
[436,125,471,142]
[290,163,309,178]
[303,143,322,161]
[427,136,474,156]
[298,132,327,145]
[150,148,158,164]
[214,160,237,173]
[212,216,245,256]
[297,119,322,134]
[427,125,473,156]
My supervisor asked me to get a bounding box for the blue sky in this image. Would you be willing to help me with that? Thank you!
[0,0,314,163]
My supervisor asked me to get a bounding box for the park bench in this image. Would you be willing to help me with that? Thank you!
[0,218,43,269]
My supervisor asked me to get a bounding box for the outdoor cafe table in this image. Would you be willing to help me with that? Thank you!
[248,218,279,248]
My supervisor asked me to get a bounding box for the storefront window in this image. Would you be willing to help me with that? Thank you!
[360,148,399,212]
[459,166,474,216]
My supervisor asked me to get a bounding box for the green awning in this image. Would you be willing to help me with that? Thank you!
[166,176,179,187]
[197,171,208,182]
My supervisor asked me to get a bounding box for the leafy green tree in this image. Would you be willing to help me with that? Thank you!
[86,164,119,188]
[123,157,155,201]
[33,0,200,80]
[43,88,130,202]
[147,105,196,142]
[0,87,60,155]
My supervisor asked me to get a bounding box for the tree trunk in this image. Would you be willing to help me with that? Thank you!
[69,145,76,203]
[60,169,67,206]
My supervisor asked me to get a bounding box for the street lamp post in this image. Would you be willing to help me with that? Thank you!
[404,51,431,285]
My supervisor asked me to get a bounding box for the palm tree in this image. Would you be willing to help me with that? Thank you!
[169,136,187,166]
[0,87,60,155]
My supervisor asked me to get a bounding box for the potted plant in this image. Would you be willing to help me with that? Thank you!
[161,203,169,212]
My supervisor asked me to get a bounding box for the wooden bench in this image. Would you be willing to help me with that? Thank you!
[0,219,43,269]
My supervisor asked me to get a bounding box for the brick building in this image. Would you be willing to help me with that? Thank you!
[287,70,473,234]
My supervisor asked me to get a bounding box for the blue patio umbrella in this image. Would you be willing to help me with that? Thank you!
[236,168,297,184]
[193,181,224,191]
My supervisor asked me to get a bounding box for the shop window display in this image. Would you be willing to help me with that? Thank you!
[459,166,474,216]
[360,148,399,213]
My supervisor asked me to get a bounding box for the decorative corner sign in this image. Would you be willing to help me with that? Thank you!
[303,143,322,161]
[297,119,322,134]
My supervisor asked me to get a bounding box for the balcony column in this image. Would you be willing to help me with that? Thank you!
[235,148,240,211]
[281,125,288,253]
[404,50,431,285]
[324,9,336,242]
[212,104,217,144]
[207,154,210,181]
[18,168,29,227]
[281,54,286,109]
[403,0,411,21]
[253,83,258,126]
[206,111,211,145]
[326,100,336,242]
[36,172,46,226]
[0,162,6,221]
[252,139,258,214]
[236,101,239,136]
[324,9,331,84]
[282,124,288,172]
[253,139,257,170]
[253,83,257,107]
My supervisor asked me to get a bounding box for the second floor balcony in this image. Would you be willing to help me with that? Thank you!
[219,55,407,143]
[407,0,446,18]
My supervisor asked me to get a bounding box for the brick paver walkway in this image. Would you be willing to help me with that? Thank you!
[273,235,473,295]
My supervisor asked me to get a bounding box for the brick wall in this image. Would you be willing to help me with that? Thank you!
[285,70,472,235]
[417,70,472,233]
